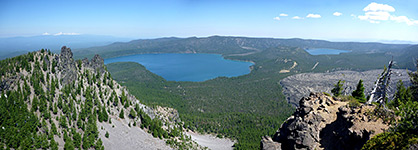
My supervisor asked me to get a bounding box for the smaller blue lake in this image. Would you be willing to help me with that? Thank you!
[104,53,254,82]
[305,48,351,55]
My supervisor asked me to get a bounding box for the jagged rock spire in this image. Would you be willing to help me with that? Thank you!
[90,54,105,74]
[59,46,77,85]
[60,46,73,59]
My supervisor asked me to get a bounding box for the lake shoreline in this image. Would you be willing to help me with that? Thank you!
[104,53,254,82]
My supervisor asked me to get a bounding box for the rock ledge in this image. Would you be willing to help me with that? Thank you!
[262,92,390,150]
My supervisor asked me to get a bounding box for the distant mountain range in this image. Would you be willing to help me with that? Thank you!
[74,36,417,70]
[0,34,132,59]
[2,35,417,69]
[74,36,411,58]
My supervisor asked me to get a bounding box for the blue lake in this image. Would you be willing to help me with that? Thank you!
[305,48,351,55]
[104,53,254,82]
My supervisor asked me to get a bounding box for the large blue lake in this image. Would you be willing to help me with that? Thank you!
[306,48,351,55]
[104,53,254,82]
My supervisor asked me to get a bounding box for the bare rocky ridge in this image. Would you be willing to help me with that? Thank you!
[280,69,411,107]
[261,92,390,150]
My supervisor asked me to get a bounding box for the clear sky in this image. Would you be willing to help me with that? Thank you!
[1,0,417,42]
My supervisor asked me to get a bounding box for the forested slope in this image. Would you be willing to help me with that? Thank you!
[0,47,200,149]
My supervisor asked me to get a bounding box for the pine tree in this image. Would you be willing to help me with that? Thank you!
[105,131,109,138]
[102,107,108,122]
[119,109,125,119]
[331,80,345,97]
[72,132,82,148]
[64,138,75,150]
[408,61,418,101]
[129,109,136,119]
[389,80,411,108]
[50,138,59,150]
[352,80,366,103]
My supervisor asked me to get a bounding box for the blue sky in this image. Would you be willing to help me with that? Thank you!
[0,0,417,42]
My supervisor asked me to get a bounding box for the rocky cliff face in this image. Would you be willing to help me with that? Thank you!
[262,93,390,150]
[58,46,77,85]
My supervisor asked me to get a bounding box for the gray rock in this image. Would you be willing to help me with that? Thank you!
[0,75,19,91]
[281,70,411,107]
[81,54,106,75]
[82,58,89,66]
[58,46,77,85]
[261,136,282,150]
[43,55,50,69]
[262,93,390,150]
[90,54,105,73]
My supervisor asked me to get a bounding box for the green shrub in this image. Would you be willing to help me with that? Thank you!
[339,95,356,102]
[105,131,109,138]
[362,132,407,150]
[331,80,345,97]
[348,98,361,108]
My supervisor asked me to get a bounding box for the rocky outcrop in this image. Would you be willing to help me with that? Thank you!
[83,54,106,74]
[262,92,390,150]
[0,75,19,91]
[58,46,77,85]
[280,70,411,107]
[261,136,281,150]
[40,46,106,86]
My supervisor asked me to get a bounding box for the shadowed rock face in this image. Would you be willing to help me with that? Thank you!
[59,46,77,85]
[83,54,105,74]
[90,54,105,73]
[280,69,411,107]
[262,93,389,150]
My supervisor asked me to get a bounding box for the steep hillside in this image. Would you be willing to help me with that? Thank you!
[0,47,201,149]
